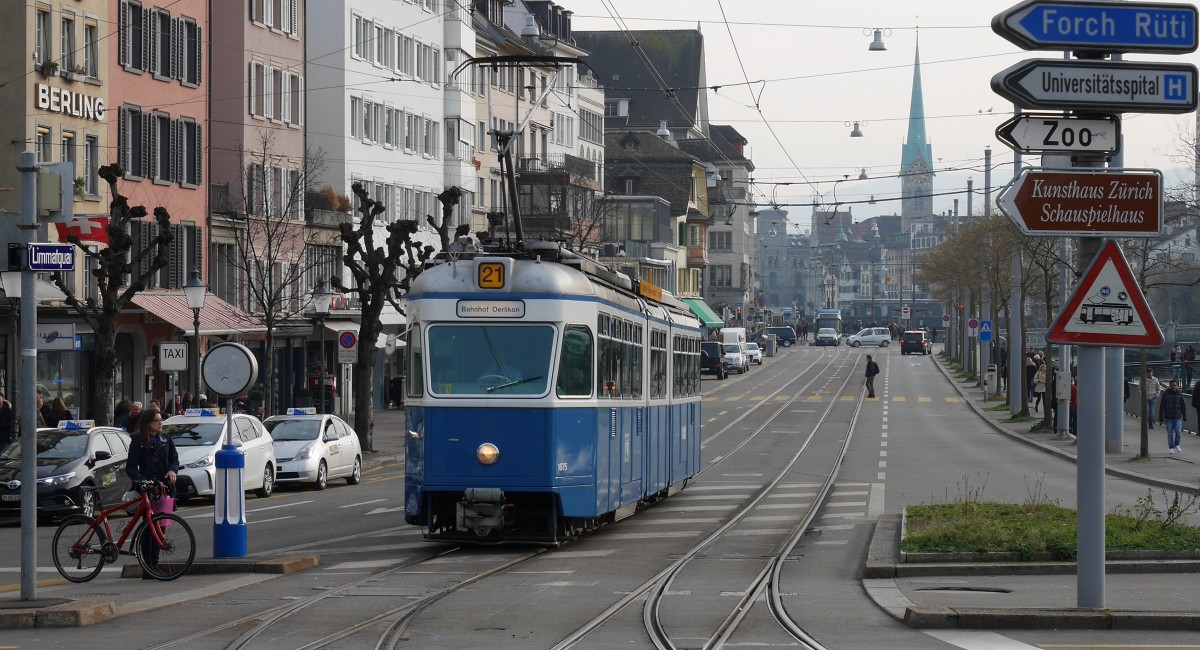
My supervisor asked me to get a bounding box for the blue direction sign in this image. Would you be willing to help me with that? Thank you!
[994,0,1198,54]
[27,243,75,271]
[991,59,1198,113]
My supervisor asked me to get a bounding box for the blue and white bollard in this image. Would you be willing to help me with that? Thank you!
[213,444,246,558]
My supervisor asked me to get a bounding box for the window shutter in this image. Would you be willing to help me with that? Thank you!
[147,11,157,73]
[264,0,272,29]
[170,18,180,79]
[169,119,179,182]
[147,115,158,180]
[194,25,202,85]
[119,1,129,66]
[118,107,130,172]
[170,224,184,288]
[194,122,202,185]
[297,76,304,126]
[280,74,290,123]
[290,0,297,35]
[248,62,257,115]
[141,10,152,72]
[264,166,272,214]
[264,67,273,119]
[191,224,203,283]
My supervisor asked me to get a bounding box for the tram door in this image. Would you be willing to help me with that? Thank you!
[620,406,644,503]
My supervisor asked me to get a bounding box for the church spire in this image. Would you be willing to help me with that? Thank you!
[900,37,934,218]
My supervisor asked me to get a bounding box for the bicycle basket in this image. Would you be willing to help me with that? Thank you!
[122,490,141,516]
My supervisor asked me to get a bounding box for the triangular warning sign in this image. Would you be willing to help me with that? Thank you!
[1047,240,1163,348]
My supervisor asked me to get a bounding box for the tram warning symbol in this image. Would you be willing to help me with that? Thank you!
[1047,240,1163,348]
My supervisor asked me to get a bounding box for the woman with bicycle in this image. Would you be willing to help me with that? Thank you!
[126,407,178,575]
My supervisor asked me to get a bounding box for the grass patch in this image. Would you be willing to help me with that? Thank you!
[985,403,1010,412]
[1009,413,1036,422]
[902,502,1200,560]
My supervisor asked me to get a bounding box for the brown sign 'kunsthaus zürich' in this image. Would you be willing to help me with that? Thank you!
[997,167,1163,237]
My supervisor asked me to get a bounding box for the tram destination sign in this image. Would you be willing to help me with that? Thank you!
[993,0,1199,54]
[995,112,1119,155]
[997,168,1163,237]
[991,59,1198,113]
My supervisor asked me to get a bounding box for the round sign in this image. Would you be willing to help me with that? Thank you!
[968,318,979,329]
[202,342,259,398]
[339,331,358,349]
[942,314,951,323]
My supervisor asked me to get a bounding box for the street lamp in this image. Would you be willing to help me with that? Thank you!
[184,268,207,404]
[313,280,333,414]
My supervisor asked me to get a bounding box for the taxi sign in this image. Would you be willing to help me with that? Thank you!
[61,419,95,430]
[184,407,221,417]
[286,407,317,415]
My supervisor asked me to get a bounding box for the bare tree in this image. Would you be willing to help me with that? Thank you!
[51,164,173,425]
[231,134,333,415]
[336,184,455,451]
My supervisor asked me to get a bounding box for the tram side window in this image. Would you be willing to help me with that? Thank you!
[688,337,700,395]
[407,324,424,398]
[628,321,643,399]
[649,330,667,399]
[672,335,683,399]
[556,325,593,398]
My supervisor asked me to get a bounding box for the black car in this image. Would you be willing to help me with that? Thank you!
[701,341,728,380]
[900,330,932,355]
[759,326,798,347]
[0,423,131,522]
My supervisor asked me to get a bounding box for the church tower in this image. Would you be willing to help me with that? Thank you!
[900,40,934,219]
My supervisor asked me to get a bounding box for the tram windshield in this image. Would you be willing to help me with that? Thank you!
[427,324,555,396]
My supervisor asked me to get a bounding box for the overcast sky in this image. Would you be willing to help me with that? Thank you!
[567,0,1200,235]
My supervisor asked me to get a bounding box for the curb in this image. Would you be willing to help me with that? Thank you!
[0,555,319,629]
[903,606,1200,631]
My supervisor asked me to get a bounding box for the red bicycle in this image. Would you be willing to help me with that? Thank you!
[51,480,196,582]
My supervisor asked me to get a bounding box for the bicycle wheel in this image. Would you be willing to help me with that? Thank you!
[51,514,108,583]
[134,513,195,581]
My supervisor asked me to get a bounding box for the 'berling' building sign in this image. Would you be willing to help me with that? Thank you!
[35,83,105,121]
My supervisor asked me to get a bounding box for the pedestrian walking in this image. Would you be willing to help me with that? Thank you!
[1192,379,1200,431]
[1032,364,1047,412]
[1185,345,1196,386]
[1143,369,1162,429]
[1024,352,1037,402]
[1172,345,1183,382]
[1069,378,1078,437]
[45,397,74,428]
[1158,380,1187,453]
[0,391,13,449]
[864,355,880,399]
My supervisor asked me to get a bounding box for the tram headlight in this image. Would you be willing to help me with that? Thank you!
[476,443,500,465]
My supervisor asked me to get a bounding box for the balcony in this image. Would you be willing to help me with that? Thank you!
[305,209,354,229]
[518,153,598,183]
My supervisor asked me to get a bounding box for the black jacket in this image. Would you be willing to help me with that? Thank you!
[865,360,880,377]
[1159,389,1188,422]
[126,432,180,497]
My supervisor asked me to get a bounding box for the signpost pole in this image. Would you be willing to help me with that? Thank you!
[17,152,38,601]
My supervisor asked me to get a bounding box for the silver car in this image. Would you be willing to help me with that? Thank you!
[848,327,891,347]
[815,328,840,346]
[264,410,363,490]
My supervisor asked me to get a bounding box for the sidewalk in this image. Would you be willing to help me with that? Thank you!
[1,408,409,629]
[862,348,1200,632]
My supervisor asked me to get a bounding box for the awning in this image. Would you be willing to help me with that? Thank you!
[128,291,267,336]
[322,319,360,334]
[682,298,724,329]
[0,277,68,302]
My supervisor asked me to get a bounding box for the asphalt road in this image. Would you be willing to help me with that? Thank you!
[3,344,1200,649]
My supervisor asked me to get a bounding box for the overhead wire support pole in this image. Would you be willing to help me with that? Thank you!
[18,151,38,601]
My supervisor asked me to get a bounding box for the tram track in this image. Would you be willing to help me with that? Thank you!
[140,545,545,650]
[551,345,860,649]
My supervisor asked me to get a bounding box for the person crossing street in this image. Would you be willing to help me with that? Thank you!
[864,354,880,399]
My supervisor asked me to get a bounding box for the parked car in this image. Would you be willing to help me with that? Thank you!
[701,341,729,380]
[264,409,363,490]
[164,410,276,501]
[759,326,798,347]
[815,328,840,346]
[900,330,932,355]
[745,342,764,364]
[848,327,891,348]
[0,421,131,522]
[723,343,750,374]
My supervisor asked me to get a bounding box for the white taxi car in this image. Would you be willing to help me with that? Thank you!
[164,409,276,501]
[263,409,363,490]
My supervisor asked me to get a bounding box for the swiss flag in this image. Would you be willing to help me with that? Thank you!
[54,216,110,245]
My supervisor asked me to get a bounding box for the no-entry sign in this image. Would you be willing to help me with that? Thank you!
[997,167,1162,237]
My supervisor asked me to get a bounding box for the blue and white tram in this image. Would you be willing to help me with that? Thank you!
[403,252,703,543]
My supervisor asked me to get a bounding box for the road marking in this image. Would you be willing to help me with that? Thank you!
[685,484,761,491]
[365,506,405,515]
[340,498,388,508]
[724,396,743,401]
[892,396,906,402]
[249,500,314,513]
[248,515,295,525]
[869,483,885,518]
[919,396,932,403]
[805,396,823,402]
[924,630,1041,649]
[751,396,766,401]
[604,531,703,539]
[825,501,867,508]
[945,397,961,403]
